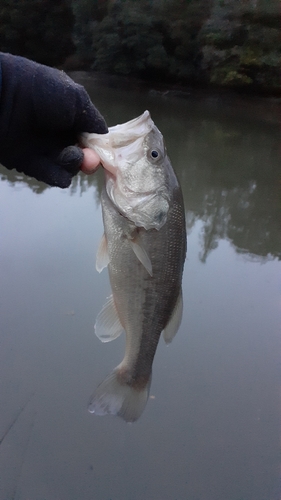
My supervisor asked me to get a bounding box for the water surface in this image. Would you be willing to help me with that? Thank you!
[0,76,280,500]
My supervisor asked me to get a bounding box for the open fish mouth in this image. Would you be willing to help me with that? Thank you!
[108,110,153,142]
[82,110,154,149]
[81,111,156,174]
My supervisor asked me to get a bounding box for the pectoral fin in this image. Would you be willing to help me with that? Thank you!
[162,290,183,344]
[96,233,110,273]
[95,295,124,343]
[129,236,153,277]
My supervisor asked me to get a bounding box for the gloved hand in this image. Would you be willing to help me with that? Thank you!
[0,53,108,187]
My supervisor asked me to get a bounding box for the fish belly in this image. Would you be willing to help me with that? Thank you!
[101,185,186,380]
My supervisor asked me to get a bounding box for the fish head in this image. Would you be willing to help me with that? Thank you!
[82,111,172,230]
[107,125,171,230]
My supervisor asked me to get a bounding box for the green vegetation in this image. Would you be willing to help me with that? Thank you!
[0,0,74,66]
[0,0,280,92]
[199,0,281,91]
[73,0,212,83]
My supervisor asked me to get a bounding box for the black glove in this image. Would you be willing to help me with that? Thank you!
[0,53,108,187]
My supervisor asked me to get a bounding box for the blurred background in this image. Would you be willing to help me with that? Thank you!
[0,2,281,499]
[0,0,280,94]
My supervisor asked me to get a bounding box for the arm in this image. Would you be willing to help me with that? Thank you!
[0,53,108,188]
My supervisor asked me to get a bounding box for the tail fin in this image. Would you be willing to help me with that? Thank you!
[88,369,151,423]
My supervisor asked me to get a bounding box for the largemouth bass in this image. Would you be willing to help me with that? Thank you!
[82,111,186,422]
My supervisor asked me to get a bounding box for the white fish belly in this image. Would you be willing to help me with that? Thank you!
[101,184,186,382]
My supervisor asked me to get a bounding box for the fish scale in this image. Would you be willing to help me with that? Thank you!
[82,111,186,422]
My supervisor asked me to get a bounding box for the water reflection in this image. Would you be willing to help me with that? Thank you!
[0,82,280,500]
[1,101,279,263]
[0,167,49,194]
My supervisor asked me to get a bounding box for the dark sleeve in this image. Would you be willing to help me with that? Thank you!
[0,61,2,103]
[0,52,107,187]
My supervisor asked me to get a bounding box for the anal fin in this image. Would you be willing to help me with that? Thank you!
[95,295,124,343]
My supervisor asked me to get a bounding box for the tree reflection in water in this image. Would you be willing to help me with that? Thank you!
[1,99,280,263]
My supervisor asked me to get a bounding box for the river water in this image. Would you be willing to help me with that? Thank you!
[0,74,280,500]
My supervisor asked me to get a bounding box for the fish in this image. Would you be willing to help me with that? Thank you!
[82,110,186,422]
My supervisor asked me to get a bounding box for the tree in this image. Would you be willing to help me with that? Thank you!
[91,1,168,77]
[72,0,108,62]
[0,0,75,66]
[199,0,281,91]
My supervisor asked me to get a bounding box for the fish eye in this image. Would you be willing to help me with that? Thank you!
[150,150,159,159]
